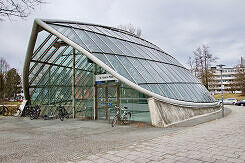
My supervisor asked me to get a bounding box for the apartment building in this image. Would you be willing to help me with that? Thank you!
[208,57,245,94]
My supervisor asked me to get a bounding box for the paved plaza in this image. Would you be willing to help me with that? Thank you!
[73,105,245,163]
[0,115,178,162]
[1,105,245,163]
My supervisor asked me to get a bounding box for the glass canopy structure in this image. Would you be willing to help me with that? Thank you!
[23,19,218,124]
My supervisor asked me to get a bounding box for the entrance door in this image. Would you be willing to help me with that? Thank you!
[95,84,119,120]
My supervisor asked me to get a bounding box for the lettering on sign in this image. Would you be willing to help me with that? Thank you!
[95,74,117,82]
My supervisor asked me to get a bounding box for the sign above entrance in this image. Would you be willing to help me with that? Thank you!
[95,74,117,82]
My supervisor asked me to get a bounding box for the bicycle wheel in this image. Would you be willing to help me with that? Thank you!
[30,113,35,120]
[121,112,131,125]
[59,114,64,121]
[112,116,118,127]
[2,106,9,116]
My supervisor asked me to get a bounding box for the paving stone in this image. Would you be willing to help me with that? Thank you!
[3,106,245,163]
[108,156,124,162]
[148,155,162,161]
[125,154,140,161]
[160,158,176,163]
[86,155,101,161]
[95,158,111,163]
[199,156,216,162]
[134,157,150,163]
[77,160,94,163]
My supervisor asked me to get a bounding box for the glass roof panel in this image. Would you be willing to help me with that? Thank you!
[105,54,135,83]
[149,61,172,83]
[72,28,102,52]
[76,24,94,31]
[139,46,158,60]
[33,35,57,60]
[152,49,169,63]
[86,25,104,34]
[178,84,193,102]
[95,27,115,37]
[142,60,166,83]
[167,84,183,101]
[184,84,200,102]
[127,58,153,83]
[129,43,152,60]
[92,53,114,70]
[109,37,135,57]
[116,56,146,83]
[148,84,164,96]
[146,48,165,61]
[85,31,114,53]
[121,41,145,58]
[159,84,177,99]
[97,34,123,54]
[139,84,153,92]
[156,63,178,83]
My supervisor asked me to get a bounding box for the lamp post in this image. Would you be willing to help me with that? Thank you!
[217,64,225,118]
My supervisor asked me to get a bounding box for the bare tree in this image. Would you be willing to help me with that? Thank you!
[116,23,142,37]
[0,57,9,101]
[0,0,45,21]
[0,57,9,73]
[0,73,4,101]
[187,56,194,72]
[191,45,218,90]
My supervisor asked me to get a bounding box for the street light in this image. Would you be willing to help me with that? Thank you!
[217,64,225,118]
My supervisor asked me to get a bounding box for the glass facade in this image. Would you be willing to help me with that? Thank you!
[45,21,214,103]
[24,20,215,122]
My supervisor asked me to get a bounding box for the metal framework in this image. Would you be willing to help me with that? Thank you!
[23,19,218,117]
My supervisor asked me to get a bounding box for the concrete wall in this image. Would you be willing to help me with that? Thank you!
[148,98,221,127]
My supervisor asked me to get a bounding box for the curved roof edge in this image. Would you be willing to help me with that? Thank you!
[42,19,159,51]
[23,18,219,108]
[23,20,40,102]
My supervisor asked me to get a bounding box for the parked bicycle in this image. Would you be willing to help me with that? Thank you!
[0,105,9,116]
[57,105,70,121]
[29,105,41,120]
[22,105,35,117]
[44,105,85,121]
[112,106,131,127]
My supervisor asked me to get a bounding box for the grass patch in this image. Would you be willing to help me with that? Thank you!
[213,93,245,101]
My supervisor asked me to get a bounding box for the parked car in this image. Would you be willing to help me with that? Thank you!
[235,99,245,106]
[215,98,222,104]
[223,98,237,105]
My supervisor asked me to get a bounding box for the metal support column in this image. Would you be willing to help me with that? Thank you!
[116,84,120,119]
[105,86,108,120]
[48,66,51,105]
[72,48,76,119]
[221,69,224,118]
[93,63,97,120]
[116,84,120,107]
[217,64,225,118]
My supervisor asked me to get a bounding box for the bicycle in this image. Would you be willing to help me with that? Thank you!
[29,105,41,120]
[0,105,9,116]
[56,105,70,121]
[112,106,131,127]
[22,105,35,117]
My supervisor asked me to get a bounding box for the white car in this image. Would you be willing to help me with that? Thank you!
[223,98,237,105]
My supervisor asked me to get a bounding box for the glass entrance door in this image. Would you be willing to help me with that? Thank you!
[95,84,119,120]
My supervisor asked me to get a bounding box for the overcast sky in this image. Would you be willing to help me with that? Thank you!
[0,0,245,73]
